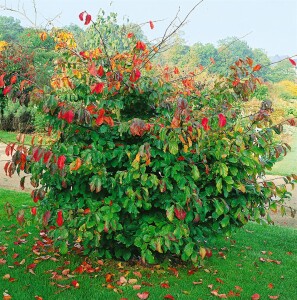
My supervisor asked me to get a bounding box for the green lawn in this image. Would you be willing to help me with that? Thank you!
[0,188,296,300]
[269,128,297,176]
[0,130,32,145]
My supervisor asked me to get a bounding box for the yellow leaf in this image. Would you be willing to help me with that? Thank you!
[199,247,206,260]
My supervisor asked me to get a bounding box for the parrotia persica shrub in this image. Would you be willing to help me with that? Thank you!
[2,12,297,264]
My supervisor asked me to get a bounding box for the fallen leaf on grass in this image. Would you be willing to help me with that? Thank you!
[3,291,12,300]
[164,295,175,300]
[268,296,279,299]
[235,286,243,291]
[133,285,142,290]
[71,280,79,288]
[160,282,170,288]
[128,278,137,284]
[3,274,11,280]
[35,297,43,300]
[251,293,260,300]
[105,273,114,283]
[0,258,7,265]
[137,291,149,299]
[193,280,203,285]
[133,271,142,278]
[168,267,178,277]
[211,290,227,298]
[216,278,224,284]
[268,283,274,289]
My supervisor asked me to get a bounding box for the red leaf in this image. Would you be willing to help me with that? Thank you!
[79,12,85,21]
[174,208,186,220]
[253,64,262,72]
[91,82,104,94]
[10,75,17,84]
[3,85,12,96]
[137,292,149,299]
[56,210,63,227]
[251,294,261,300]
[149,20,154,29]
[127,32,134,38]
[136,41,146,51]
[210,57,215,64]
[104,116,114,127]
[268,283,274,289]
[96,108,105,126]
[0,74,5,87]
[42,211,51,227]
[43,151,52,164]
[31,207,37,216]
[97,65,104,77]
[63,110,75,123]
[71,280,79,288]
[57,155,66,170]
[88,62,98,76]
[201,117,210,131]
[160,282,170,288]
[218,113,227,128]
[85,14,92,25]
[164,295,174,300]
[289,58,296,66]
[174,67,179,74]
[130,68,141,82]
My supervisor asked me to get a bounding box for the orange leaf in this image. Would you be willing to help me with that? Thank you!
[39,32,47,41]
[70,157,82,171]
[268,283,274,289]
[10,75,17,84]
[253,64,262,72]
[105,273,114,283]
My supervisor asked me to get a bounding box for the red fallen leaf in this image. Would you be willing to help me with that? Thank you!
[56,210,64,227]
[27,263,37,270]
[105,273,114,283]
[133,285,142,290]
[57,155,66,170]
[0,73,5,87]
[35,296,43,300]
[160,282,170,288]
[12,253,19,259]
[91,82,104,94]
[289,58,296,66]
[253,64,261,72]
[79,11,85,21]
[174,208,186,220]
[9,277,16,282]
[216,278,224,284]
[17,210,25,226]
[85,14,92,25]
[71,280,79,288]
[137,292,149,299]
[149,20,154,29]
[168,267,179,277]
[3,85,12,95]
[164,295,175,300]
[268,283,274,289]
[10,75,17,84]
[251,293,260,300]
[133,271,142,278]
[235,286,243,291]
[0,258,7,264]
[268,296,279,299]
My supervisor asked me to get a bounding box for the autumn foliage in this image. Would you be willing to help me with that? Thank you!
[1,11,296,264]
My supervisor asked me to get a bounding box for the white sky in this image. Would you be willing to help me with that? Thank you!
[0,0,296,56]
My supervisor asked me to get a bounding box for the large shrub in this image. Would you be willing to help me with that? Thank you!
[2,13,296,264]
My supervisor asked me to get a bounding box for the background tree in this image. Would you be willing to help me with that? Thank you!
[0,16,24,42]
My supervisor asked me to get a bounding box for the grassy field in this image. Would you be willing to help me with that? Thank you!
[0,130,32,145]
[269,128,297,176]
[0,188,296,300]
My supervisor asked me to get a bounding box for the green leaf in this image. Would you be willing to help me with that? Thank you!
[184,242,194,257]
[221,215,230,228]
[169,141,179,155]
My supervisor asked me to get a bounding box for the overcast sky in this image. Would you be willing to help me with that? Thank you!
[0,0,296,56]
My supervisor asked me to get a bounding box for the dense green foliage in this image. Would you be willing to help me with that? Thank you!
[2,12,296,264]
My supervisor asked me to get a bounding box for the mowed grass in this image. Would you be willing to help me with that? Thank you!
[0,188,296,300]
[0,130,32,145]
[269,128,297,176]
